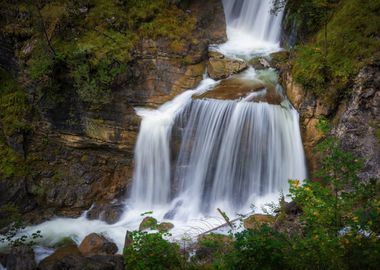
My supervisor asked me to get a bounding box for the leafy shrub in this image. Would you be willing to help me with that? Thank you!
[226,225,288,270]
[124,230,183,270]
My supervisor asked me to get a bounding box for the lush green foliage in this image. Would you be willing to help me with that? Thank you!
[124,230,183,270]
[272,0,339,37]
[226,225,288,270]
[4,0,196,109]
[275,0,380,102]
[120,131,379,270]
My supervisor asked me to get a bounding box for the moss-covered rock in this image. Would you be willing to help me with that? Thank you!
[139,217,158,231]
[157,222,174,232]
[243,214,275,230]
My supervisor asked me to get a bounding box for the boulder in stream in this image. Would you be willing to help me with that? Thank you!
[207,51,248,80]
[139,216,158,231]
[78,233,118,256]
[6,245,37,270]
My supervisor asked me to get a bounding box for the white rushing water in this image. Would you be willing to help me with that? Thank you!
[217,0,285,58]
[3,0,307,258]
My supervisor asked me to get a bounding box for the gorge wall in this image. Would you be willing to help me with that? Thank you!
[0,0,227,224]
[1,0,378,228]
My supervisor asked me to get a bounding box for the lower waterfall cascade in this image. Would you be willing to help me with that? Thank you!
[4,0,308,256]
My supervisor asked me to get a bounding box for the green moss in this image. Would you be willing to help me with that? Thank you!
[0,137,26,177]
[0,69,30,136]
[0,69,29,177]
[375,129,380,143]
[0,203,21,228]
[292,0,380,102]
[23,0,196,109]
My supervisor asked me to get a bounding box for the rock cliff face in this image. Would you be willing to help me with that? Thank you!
[0,0,227,223]
[331,62,380,180]
[282,61,380,179]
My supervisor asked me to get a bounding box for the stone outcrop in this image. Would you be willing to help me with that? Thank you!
[39,254,123,270]
[86,203,124,224]
[195,67,284,105]
[78,233,118,256]
[39,237,123,270]
[207,51,248,80]
[331,62,380,180]
[282,72,328,172]
[282,61,379,178]
[5,245,36,270]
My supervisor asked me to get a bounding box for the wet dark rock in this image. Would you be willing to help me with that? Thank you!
[86,203,124,224]
[78,233,118,256]
[38,254,123,270]
[38,245,81,270]
[123,231,133,251]
[51,237,77,249]
[283,201,303,216]
[6,245,36,270]
[0,253,8,268]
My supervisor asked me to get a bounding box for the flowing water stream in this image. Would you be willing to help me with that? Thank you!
[4,0,307,256]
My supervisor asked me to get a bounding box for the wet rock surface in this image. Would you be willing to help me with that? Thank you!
[38,254,123,270]
[207,51,248,80]
[194,69,284,105]
[86,203,124,224]
[78,233,118,256]
[5,245,36,270]
[39,236,122,270]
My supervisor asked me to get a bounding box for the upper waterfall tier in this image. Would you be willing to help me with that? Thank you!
[223,0,283,43]
[217,0,284,58]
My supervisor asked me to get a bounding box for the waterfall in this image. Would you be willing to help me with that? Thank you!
[217,0,285,58]
[16,0,307,252]
[130,1,304,220]
[130,78,219,208]
[222,0,284,43]
[171,99,306,219]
